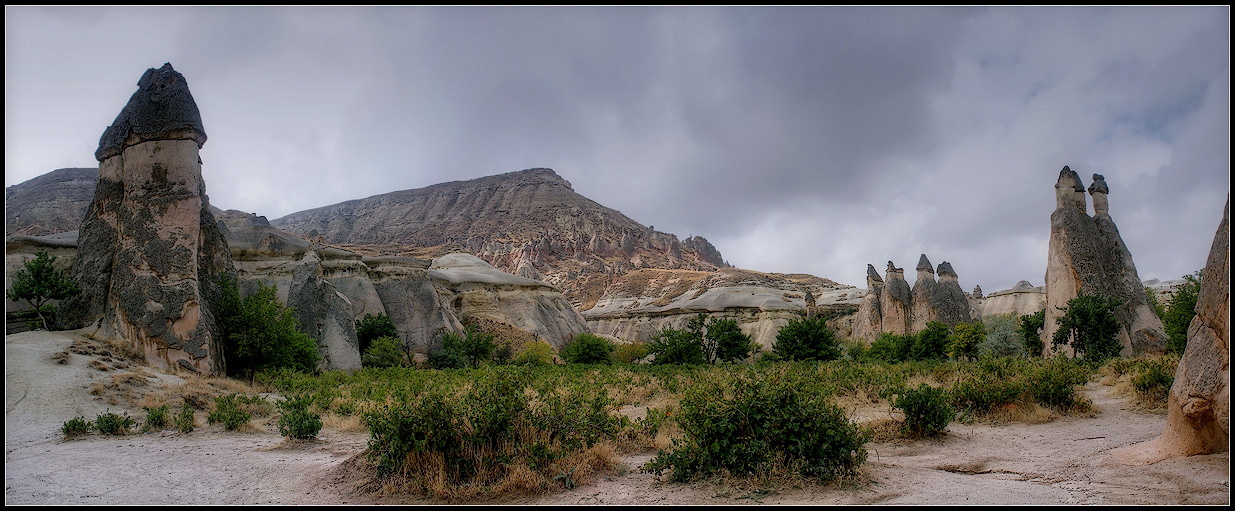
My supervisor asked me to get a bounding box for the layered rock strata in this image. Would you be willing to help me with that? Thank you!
[1116,195,1229,464]
[66,63,234,374]
[1042,167,1166,356]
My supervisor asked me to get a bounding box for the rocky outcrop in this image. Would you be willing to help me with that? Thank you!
[852,257,975,343]
[65,63,234,374]
[1116,195,1229,464]
[5,168,98,236]
[878,262,912,336]
[1042,167,1166,356]
[288,251,362,371]
[972,285,983,299]
[584,267,857,350]
[851,264,884,343]
[910,255,940,332]
[976,280,1047,318]
[935,261,971,327]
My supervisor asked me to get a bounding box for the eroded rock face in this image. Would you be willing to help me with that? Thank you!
[879,261,912,336]
[5,168,98,237]
[852,264,884,344]
[852,258,974,343]
[1042,166,1166,356]
[289,251,361,371]
[66,63,233,374]
[910,254,939,332]
[1116,195,1229,465]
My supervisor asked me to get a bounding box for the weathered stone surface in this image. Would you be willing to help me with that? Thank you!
[879,261,912,336]
[977,282,1046,318]
[852,264,884,344]
[5,168,98,236]
[910,255,939,332]
[972,285,983,299]
[1116,195,1229,464]
[288,251,361,371]
[65,63,233,375]
[1042,166,1166,356]
[934,261,972,327]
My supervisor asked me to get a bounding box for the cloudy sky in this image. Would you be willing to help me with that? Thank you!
[5,6,1230,291]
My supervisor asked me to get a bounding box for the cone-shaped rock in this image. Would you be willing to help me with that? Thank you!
[934,261,972,327]
[67,63,234,374]
[853,263,885,343]
[911,254,939,331]
[879,261,911,336]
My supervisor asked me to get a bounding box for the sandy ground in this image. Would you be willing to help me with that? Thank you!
[5,330,1229,505]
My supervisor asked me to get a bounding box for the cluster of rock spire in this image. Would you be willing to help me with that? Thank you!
[852,254,974,343]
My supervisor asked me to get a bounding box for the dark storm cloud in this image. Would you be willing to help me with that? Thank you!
[5,6,1229,291]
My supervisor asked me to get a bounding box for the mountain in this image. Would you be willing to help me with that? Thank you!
[5,168,98,236]
[270,168,730,309]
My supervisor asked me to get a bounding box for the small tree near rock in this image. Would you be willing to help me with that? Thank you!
[6,251,80,331]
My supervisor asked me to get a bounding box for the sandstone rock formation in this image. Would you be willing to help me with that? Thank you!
[976,280,1047,319]
[852,257,974,343]
[1042,167,1166,356]
[972,285,983,299]
[4,168,98,236]
[584,268,856,351]
[66,63,234,374]
[1116,195,1229,464]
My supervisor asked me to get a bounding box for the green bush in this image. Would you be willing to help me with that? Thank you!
[702,317,757,364]
[842,338,870,362]
[946,322,985,360]
[561,333,616,365]
[1162,272,1201,355]
[773,315,842,362]
[1052,292,1123,362]
[278,394,324,439]
[513,340,557,366]
[216,278,320,379]
[362,335,407,368]
[355,313,399,355]
[1019,310,1046,358]
[613,342,649,364]
[950,379,1025,413]
[428,346,468,369]
[977,314,1025,359]
[869,333,913,363]
[62,416,92,438]
[892,384,953,437]
[95,411,136,436]
[208,394,253,430]
[647,314,756,365]
[174,403,197,433]
[1027,358,1090,408]
[642,375,867,482]
[911,322,951,361]
[142,404,170,432]
[647,325,706,365]
[1131,359,1176,403]
[438,327,496,368]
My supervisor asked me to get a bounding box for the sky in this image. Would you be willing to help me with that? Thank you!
[5,6,1230,292]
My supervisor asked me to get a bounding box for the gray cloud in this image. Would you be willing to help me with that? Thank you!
[5,6,1229,291]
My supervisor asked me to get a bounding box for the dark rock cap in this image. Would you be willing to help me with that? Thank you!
[1012,280,1034,290]
[866,263,884,282]
[1057,166,1084,192]
[1088,173,1109,195]
[96,63,206,161]
[886,261,902,273]
[937,261,956,277]
[916,254,933,272]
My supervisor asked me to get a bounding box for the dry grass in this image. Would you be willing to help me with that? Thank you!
[323,413,367,433]
[51,350,71,364]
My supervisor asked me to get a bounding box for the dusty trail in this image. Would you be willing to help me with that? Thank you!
[4,330,1229,505]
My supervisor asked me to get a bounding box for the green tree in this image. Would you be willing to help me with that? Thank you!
[513,340,557,366]
[868,333,914,363]
[561,333,616,364]
[703,317,757,363]
[772,315,841,362]
[216,278,320,379]
[1145,286,1166,320]
[1162,272,1202,355]
[946,322,986,360]
[911,321,951,361]
[362,335,407,368]
[647,325,706,365]
[1019,310,1046,358]
[976,314,1025,359]
[355,313,399,355]
[6,251,80,331]
[434,326,496,369]
[1052,292,1123,362]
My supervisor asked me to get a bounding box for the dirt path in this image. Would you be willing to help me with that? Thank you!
[4,330,1229,505]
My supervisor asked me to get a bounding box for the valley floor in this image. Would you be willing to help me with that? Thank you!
[4,330,1229,505]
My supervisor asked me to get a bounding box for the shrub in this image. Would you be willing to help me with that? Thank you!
[142,404,170,432]
[355,313,399,355]
[62,416,92,438]
[362,335,407,368]
[1162,272,1202,355]
[561,333,616,365]
[174,403,197,433]
[869,333,913,363]
[950,379,1025,414]
[1019,310,1046,358]
[892,384,953,438]
[613,342,649,364]
[911,322,951,361]
[513,340,557,366]
[773,315,842,362]
[642,375,867,482]
[977,314,1025,359]
[278,394,324,439]
[1028,358,1090,408]
[1131,359,1176,404]
[647,325,706,365]
[946,322,985,360]
[439,327,496,368]
[1052,292,1123,363]
[216,278,320,379]
[647,314,756,365]
[427,346,468,369]
[703,317,757,364]
[208,394,252,431]
[6,250,80,331]
[842,338,870,362]
[95,411,136,436]
[1145,286,1166,320]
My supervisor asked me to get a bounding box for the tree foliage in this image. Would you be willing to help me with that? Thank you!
[430,326,496,369]
[772,315,841,362]
[647,314,756,365]
[1162,272,1202,355]
[216,278,320,378]
[362,335,408,368]
[355,313,399,355]
[910,321,951,361]
[1019,310,1046,358]
[6,251,80,331]
[561,333,616,365]
[1051,292,1123,362]
[976,314,1025,359]
[946,322,986,360]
